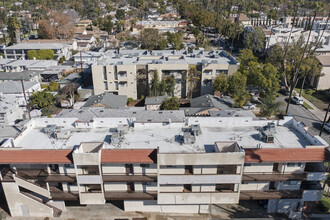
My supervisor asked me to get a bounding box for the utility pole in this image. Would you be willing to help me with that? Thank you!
[80,51,84,86]
[319,103,330,136]
[21,80,31,120]
[2,0,7,46]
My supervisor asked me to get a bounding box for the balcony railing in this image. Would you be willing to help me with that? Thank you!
[239,190,302,200]
[104,191,157,200]
[102,174,157,182]
[242,172,306,181]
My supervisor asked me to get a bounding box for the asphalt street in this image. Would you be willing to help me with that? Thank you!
[277,96,330,145]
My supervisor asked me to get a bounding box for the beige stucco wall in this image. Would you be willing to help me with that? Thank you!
[157,192,240,204]
[240,182,270,191]
[2,182,53,217]
[104,182,127,191]
[243,163,274,173]
[102,164,126,174]
[158,153,245,166]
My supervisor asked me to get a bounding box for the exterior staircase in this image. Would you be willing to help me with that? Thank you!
[20,191,62,217]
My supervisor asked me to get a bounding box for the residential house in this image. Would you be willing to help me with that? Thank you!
[145,96,169,110]
[309,55,330,90]
[3,42,72,60]
[0,94,24,125]
[0,81,41,106]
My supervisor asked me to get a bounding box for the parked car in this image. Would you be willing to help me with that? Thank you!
[324,123,330,133]
[279,88,290,96]
[242,103,256,110]
[291,96,304,105]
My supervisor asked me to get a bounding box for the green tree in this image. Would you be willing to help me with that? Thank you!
[238,49,257,70]
[266,44,284,71]
[167,32,184,50]
[186,65,201,99]
[260,95,284,117]
[127,97,134,105]
[104,16,113,34]
[299,55,323,96]
[244,27,266,54]
[228,71,247,96]
[7,16,21,44]
[115,9,125,20]
[165,76,175,97]
[47,81,59,92]
[30,91,55,109]
[160,97,180,110]
[150,70,160,96]
[233,91,249,108]
[27,49,54,60]
[140,28,159,51]
[213,73,229,94]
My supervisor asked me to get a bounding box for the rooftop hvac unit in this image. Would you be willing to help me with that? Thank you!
[183,131,196,144]
[43,125,57,134]
[260,130,274,143]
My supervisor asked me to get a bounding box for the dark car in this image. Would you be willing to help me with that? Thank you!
[279,88,290,96]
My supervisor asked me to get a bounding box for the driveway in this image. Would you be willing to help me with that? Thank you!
[277,96,330,145]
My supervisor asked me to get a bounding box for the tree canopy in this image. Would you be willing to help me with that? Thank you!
[160,97,180,110]
[27,49,55,60]
[30,91,55,109]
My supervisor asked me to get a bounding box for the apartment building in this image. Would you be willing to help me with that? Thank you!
[3,42,72,60]
[0,95,24,125]
[92,50,239,99]
[0,108,329,218]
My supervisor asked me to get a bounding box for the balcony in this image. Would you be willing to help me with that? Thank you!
[239,190,302,200]
[50,186,79,201]
[242,172,306,182]
[305,163,328,181]
[15,169,76,183]
[104,191,157,200]
[102,175,157,182]
[158,174,242,184]
[158,191,239,204]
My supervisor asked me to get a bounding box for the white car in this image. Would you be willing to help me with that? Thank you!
[324,123,330,133]
[242,103,256,110]
[291,96,304,105]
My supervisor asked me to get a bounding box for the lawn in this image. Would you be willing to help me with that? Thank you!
[303,102,313,110]
[295,89,330,110]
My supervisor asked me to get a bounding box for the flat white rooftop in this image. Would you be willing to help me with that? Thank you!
[15,124,311,152]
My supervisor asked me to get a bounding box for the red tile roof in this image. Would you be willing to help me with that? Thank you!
[0,150,73,164]
[101,149,157,164]
[245,148,330,163]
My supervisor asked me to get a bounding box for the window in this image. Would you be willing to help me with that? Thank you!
[166,165,175,168]
[216,70,228,75]
[183,184,192,192]
[140,164,150,168]
[64,164,73,168]
[287,163,296,167]
[244,163,251,166]
[103,66,107,80]
[104,82,108,90]
[289,181,298,185]
[63,121,66,123]
[297,163,302,167]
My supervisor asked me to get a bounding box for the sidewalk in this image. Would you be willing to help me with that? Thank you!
[295,91,327,121]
